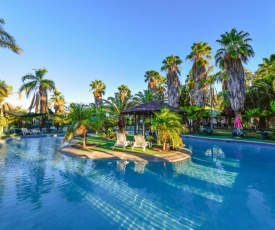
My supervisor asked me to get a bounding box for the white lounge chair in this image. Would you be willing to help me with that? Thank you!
[112,132,132,150]
[132,135,151,152]
[21,128,32,135]
[31,129,41,135]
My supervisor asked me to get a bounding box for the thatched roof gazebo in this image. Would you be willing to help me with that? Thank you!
[121,100,185,116]
[121,100,186,135]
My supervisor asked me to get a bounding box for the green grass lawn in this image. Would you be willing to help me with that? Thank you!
[76,135,170,156]
[187,128,275,144]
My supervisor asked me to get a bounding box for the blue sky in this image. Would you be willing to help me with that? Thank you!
[1,0,275,109]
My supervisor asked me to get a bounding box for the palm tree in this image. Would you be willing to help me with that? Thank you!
[146,108,187,151]
[179,84,192,107]
[0,18,22,54]
[118,84,131,102]
[0,80,10,101]
[50,90,66,114]
[181,105,209,133]
[245,75,275,128]
[257,54,275,91]
[90,80,106,107]
[64,103,101,147]
[19,68,55,114]
[214,70,235,125]
[144,70,160,92]
[161,55,182,107]
[215,28,255,116]
[0,80,13,133]
[186,42,213,107]
[133,90,162,104]
[104,93,135,133]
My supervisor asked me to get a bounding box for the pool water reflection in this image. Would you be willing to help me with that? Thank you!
[0,137,275,229]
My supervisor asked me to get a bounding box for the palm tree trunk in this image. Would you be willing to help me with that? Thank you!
[193,65,207,106]
[167,71,180,107]
[162,136,168,151]
[118,115,126,133]
[148,78,157,93]
[82,136,87,147]
[226,58,245,115]
[94,94,102,107]
[39,88,43,129]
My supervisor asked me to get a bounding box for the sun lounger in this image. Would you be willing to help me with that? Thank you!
[21,128,32,135]
[132,135,151,152]
[31,129,41,135]
[112,132,132,150]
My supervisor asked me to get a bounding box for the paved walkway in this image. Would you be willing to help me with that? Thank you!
[60,140,191,163]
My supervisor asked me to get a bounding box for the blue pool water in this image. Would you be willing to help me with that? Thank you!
[0,137,275,229]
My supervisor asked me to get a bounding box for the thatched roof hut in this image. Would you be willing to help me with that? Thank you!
[121,101,186,135]
[121,100,186,115]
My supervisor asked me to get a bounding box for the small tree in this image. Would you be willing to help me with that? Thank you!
[64,103,100,147]
[181,105,209,132]
[146,108,187,151]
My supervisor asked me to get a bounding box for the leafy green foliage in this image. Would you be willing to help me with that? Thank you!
[215,28,254,66]
[0,18,22,54]
[133,90,163,104]
[64,103,101,147]
[270,101,275,114]
[244,108,260,118]
[161,55,183,75]
[19,68,55,113]
[181,105,209,120]
[186,42,212,67]
[146,108,187,151]
[118,84,131,101]
[104,93,135,132]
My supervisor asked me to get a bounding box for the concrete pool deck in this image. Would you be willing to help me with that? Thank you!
[60,140,191,163]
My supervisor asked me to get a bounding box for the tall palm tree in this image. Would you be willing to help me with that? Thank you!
[90,80,106,107]
[0,18,22,54]
[19,68,55,113]
[161,55,182,107]
[50,90,66,114]
[144,71,160,92]
[186,42,212,107]
[118,84,131,102]
[215,28,255,116]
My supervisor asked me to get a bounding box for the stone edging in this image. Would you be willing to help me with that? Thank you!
[182,135,275,147]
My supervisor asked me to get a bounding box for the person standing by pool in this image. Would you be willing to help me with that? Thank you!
[234,115,243,137]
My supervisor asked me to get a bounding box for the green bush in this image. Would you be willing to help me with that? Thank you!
[269,131,275,140]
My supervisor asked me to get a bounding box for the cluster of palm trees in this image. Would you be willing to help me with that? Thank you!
[1,16,275,139]
[87,28,256,129]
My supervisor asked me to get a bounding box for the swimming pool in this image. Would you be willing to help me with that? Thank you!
[0,137,274,229]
